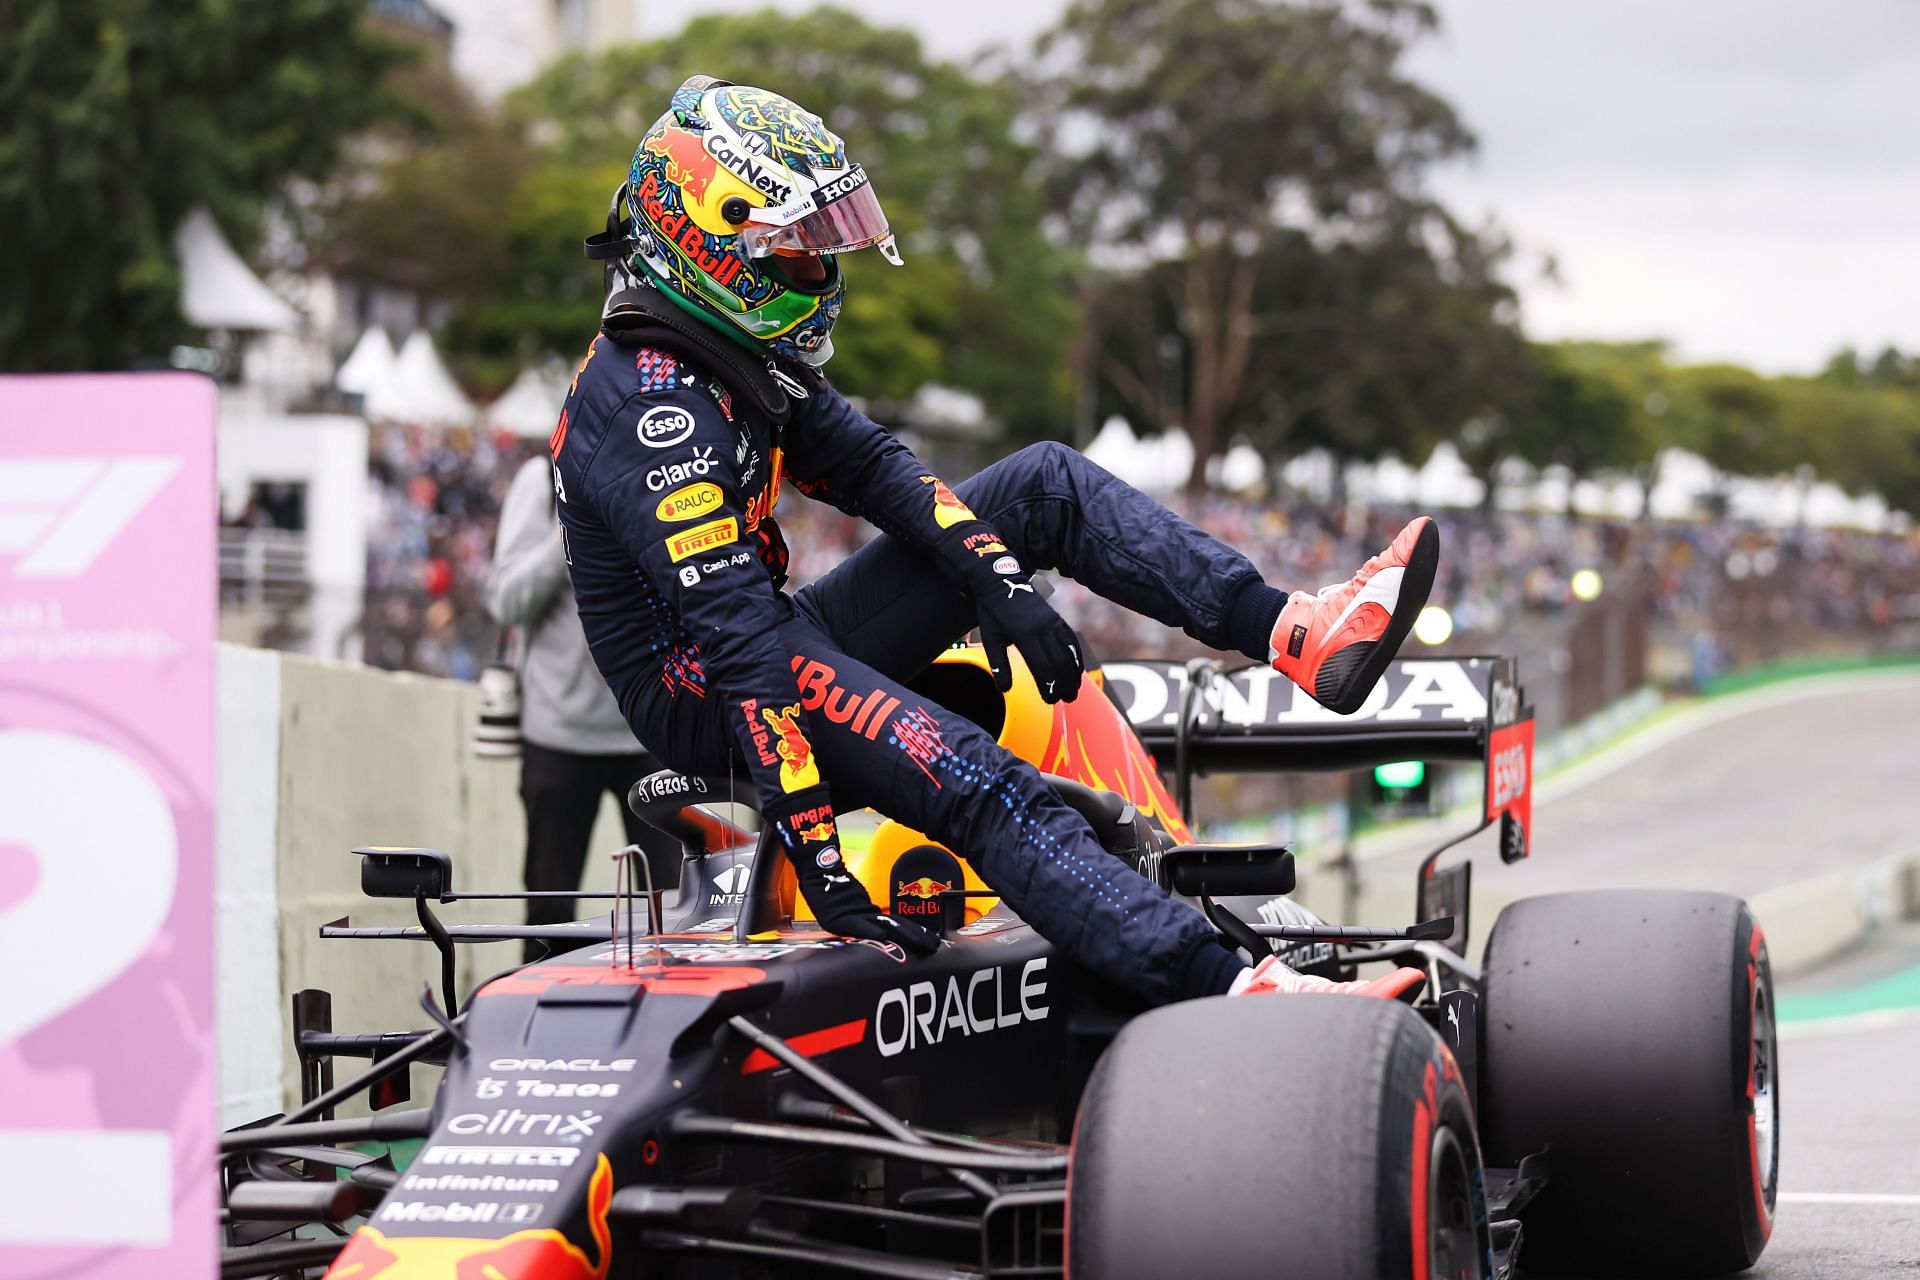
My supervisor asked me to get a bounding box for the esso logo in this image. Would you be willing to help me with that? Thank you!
[638,405,696,450]
[1490,742,1529,809]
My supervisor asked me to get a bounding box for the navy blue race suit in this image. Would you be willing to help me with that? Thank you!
[551,332,1283,1001]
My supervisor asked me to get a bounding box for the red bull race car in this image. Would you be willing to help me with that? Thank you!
[220,646,1778,1279]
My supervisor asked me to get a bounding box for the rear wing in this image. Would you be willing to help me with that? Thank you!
[1105,656,1534,860]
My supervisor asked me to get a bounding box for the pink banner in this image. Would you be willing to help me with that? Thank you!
[0,374,217,1277]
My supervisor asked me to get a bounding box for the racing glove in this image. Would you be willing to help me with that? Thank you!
[961,553,1083,704]
[770,789,941,956]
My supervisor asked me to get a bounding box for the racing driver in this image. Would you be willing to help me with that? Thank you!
[552,76,1440,1003]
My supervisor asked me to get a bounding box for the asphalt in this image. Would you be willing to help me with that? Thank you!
[1350,675,1920,1276]
[1358,675,1920,899]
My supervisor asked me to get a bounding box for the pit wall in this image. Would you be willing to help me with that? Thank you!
[216,644,632,1123]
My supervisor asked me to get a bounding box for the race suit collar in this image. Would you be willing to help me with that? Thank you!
[599,274,824,426]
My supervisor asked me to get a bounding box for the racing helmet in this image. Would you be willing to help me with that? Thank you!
[617,75,902,366]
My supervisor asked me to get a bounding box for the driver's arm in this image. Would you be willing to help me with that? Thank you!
[784,384,1083,700]
[783,384,998,569]
[580,384,935,951]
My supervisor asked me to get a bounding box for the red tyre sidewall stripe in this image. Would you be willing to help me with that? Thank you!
[1411,1059,1436,1280]
[1747,923,1773,1240]
[1063,1095,1086,1277]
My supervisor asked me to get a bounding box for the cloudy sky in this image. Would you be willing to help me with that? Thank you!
[634,0,1920,373]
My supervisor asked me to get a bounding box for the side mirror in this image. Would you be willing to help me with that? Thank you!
[1161,841,1296,898]
[353,847,453,901]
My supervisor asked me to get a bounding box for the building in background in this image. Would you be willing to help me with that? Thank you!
[368,0,455,63]
[435,0,646,100]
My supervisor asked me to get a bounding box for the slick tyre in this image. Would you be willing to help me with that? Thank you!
[1067,995,1491,1280]
[1481,890,1777,1277]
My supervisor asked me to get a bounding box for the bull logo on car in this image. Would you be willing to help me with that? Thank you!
[896,877,952,901]
[894,876,953,919]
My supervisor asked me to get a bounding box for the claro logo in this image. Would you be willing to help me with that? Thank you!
[873,959,1048,1058]
[0,458,180,578]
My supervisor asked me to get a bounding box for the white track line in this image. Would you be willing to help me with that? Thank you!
[1778,1192,1920,1206]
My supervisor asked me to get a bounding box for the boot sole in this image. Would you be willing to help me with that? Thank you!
[1315,519,1440,715]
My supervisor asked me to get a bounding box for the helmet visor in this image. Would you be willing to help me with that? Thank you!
[741,165,902,265]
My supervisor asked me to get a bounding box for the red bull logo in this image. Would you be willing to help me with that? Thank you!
[324,1155,612,1278]
[762,703,820,792]
[643,125,722,204]
[919,475,978,530]
[896,877,954,901]
[798,820,836,843]
[633,169,746,290]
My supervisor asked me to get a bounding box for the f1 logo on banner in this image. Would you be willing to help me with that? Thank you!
[0,374,215,1278]
[0,457,182,579]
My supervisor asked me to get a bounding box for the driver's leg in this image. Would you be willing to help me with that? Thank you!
[795,442,1435,713]
[793,441,1275,679]
[776,615,1246,1005]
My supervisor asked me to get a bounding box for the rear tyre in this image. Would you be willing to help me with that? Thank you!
[1068,995,1491,1280]
[1481,890,1776,1277]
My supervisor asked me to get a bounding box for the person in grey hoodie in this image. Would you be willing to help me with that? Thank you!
[486,453,680,958]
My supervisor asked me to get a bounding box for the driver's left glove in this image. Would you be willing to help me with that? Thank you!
[770,788,940,956]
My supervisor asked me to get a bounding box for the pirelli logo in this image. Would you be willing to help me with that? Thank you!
[666,516,739,562]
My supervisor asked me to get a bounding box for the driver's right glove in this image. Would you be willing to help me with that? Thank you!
[959,552,1083,704]
[770,788,941,957]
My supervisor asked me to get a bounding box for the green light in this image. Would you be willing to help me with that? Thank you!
[1374,760,1426,789]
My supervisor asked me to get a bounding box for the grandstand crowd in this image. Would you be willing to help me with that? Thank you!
[358,422,1920,682]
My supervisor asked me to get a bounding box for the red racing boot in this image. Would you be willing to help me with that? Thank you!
[1269,516,1439,715]
[1229,954,1427,1000]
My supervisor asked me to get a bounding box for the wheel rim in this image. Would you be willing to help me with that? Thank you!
[1751,980,1779,1207]
[1427,1125,1489,1280]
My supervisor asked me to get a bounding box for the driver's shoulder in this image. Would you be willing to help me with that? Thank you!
[562,341,731,461]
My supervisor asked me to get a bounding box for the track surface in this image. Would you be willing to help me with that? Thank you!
[1362,676,1920,1276]
[1361,675,1920,896]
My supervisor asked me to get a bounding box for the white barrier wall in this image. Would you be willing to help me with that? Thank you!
[216,646,285,1126]
[216,645,632,1118]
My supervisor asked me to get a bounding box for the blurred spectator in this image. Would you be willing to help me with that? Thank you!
[364,425,1920,679]
[364,420,536,677]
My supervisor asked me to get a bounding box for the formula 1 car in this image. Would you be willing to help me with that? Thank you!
[220,646,1778,1279]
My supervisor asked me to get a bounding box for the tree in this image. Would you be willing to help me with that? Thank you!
[0,0,405,370]
[1513,344,1644,513]
[1669,364,1794,480]
[1031,0,1516,489]
[315,61,605,394]
[1775,375,1920,518]
[485,7,1077,433]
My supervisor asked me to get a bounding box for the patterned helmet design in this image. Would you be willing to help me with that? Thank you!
[626,76,902,366]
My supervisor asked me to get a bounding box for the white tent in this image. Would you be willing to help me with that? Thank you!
[335,326,397,398]
[484,359,572,439]
[1084,417,1194,492]
[1206,441,1266,492]
[175,207,298,332]
[366,329,476,427]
